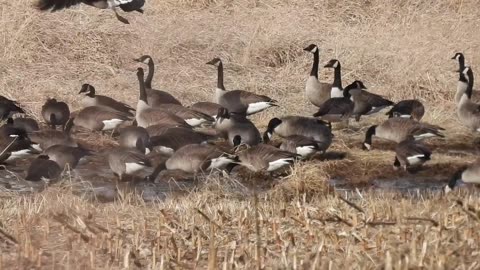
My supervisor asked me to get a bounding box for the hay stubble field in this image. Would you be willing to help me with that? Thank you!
[1,0,480,268]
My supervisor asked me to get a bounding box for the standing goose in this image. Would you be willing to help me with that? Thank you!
[44,145,92,169]
[348,80,394,121]
[119,126,151,154]
[214,108,261,147]
[445,160,480,193]
[135,68,190,128]
[147,144,236,181]
[362,118,444,151]
[188,102,224,120]
[41,98,70,129]
[7,117,40,132]
[73,106,131,132]
[36,0,145,24]
[29,119,77,151]
[303,44,331,107]
[278,135,320,160]
[313,80,355,123]
[385,99,425,121]
[0,97,24,120]
[25,155,62,182]
[134,55,182,106]
[149,127,215,156]
[456,67,480,133]
[207,58,277,115]
[394,137,432,171]
[323,59,344,98]
[79,84,134,117]
[263,116,332,153]
[107,147,151,181]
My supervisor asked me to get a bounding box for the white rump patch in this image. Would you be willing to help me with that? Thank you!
[125,162,147,174]
[9,134,19,138]
[157,146,174,156]
[6,149,32,161]
[32,144,42,151]
[363,143,371,150]
[267,158,294,172]
[407,154,425,165]
[331,87,343,98]
[413,133,437,140]
[400,114,412,118]
[246,102,274,115]
[207,157,234,170]
[185,118,207,127]
[296,145,316,158]
[102,119,124,130]
[444,185,452,194]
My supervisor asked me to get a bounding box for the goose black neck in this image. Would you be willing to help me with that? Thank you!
[217,62,225,90]
[448,168,464,190]
[147,162,166,182]
[333,64,342,89]
[138,73,148,104]
[49,114,57,129]
[458,56,466,81]
[145,58,154,89]
[87,85,95,97]
[310,50,319,78]
[466,69,475,99]
[364,125,377,145]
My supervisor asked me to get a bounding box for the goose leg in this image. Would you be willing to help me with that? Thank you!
[113,8,130,24]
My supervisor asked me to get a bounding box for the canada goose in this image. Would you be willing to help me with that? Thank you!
[263,116,332,153]
[207,58,277,115]
[348,80,394,121]
[214,108,261,147]
[160,103,214,127]
[323,59,343,98]
[147,144,236,181]
[134,55,182,106]
[385,99,425,121]
[41,98,70,129]
[312,80,354,123]
[119,126,151,154]
[78,84,134,116]
[445,160,480,193]
[0,127,37,163]
[303,44,331,107]
[452,52,468,103]
[7,117,40,132]
[145,123,191,137]
[107,147,151,181]
[150,127,215,156]
[279,135,320,160]
[73,106,131,132]
[456,67,480,133]
[44,145,92,169]
[36,0,145,24]
[0,98,24,120]
[362,118,444,151]
[188,102,223,120]
[135,68,190,128]
[393,137,431,171]
[25,155,62,182]
[29,119,77,151]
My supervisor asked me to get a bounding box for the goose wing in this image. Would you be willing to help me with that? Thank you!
[313,98,353,117]
[96,95,135,115]
[36,0,82,11]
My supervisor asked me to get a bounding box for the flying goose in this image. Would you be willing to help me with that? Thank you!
[29,119,77,151]
[73,106,131,132]
[188,102,224,120]
[44,145,92,169]
[41,98,70,129]
[348,80,394,121]
[263,116,332,153]
[149,127,215,156]
[78,84,134,116]
[323,59,344,98]
[135,68,190,128]
[303,44,331,107]
[278,135,320,160]
[7,117,40,133]
[456,67,480,133]
[393,137,431,171]
[312,80,355,123]
[119,126,151,154]
[25,155,62,182]
[0,97,24,120]
[147,144,236,181]
[107,147,152,181]
[207,58,277,115]
[445,160,480,193]
[385,99,425,121]
[214,108,261,147]
[134,55,182,106]
[362,118,444,150]
[36,0,145,24]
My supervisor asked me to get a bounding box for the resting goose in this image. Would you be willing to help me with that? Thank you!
[7,117,40,133]
[78,84,134,116]
[160,103,214,127]
[207,58,277,115]
[36,0,145,24]
[29,119,77,151]
[313,80,355,123]
[25,155,62,182]
[214,108,261,147]
[149,127,215,156]
[303,44,331,107]
[73,106,131,132]
[394,137,431,171]
[41,98,70,129]
[279,135,320,160]
[0,97,24,120]
[386,99,425,121]
[348,80,394,121]
[44,145,92,169]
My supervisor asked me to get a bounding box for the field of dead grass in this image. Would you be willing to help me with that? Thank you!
[1,0,480,268]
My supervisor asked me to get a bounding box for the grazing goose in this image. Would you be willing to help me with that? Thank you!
[445,160,480,193]
[147,144,236,181]
[214,108,261,147]
[107,147,151,181]
[348,80,394,121]
[78,84,134,116]
[44,145,92,169]
[394,137,431,171]
[25,155,62,182]
[456,67,480,133]
[119,126,151,154]
[188,102,223,120]
[207,58,277,115]
[73,106,131,132]
[41,98,70,129]
[0,127,36,163]
[385,99,425,121]
[279,135,320,160]
[263,116,332,153]
[303,44,331,107]
[134,55,182,106]
[323,59,344,98]
[0,97,24,120]
[362,118,444,151]
[29,119,77,151]
[313,80,355,123]
[36,0,145,24]
[135,68,189,128]
[8,117,40,132]
[150,127,214,156]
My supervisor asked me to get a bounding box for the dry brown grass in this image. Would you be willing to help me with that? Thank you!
[1,0,480,268]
